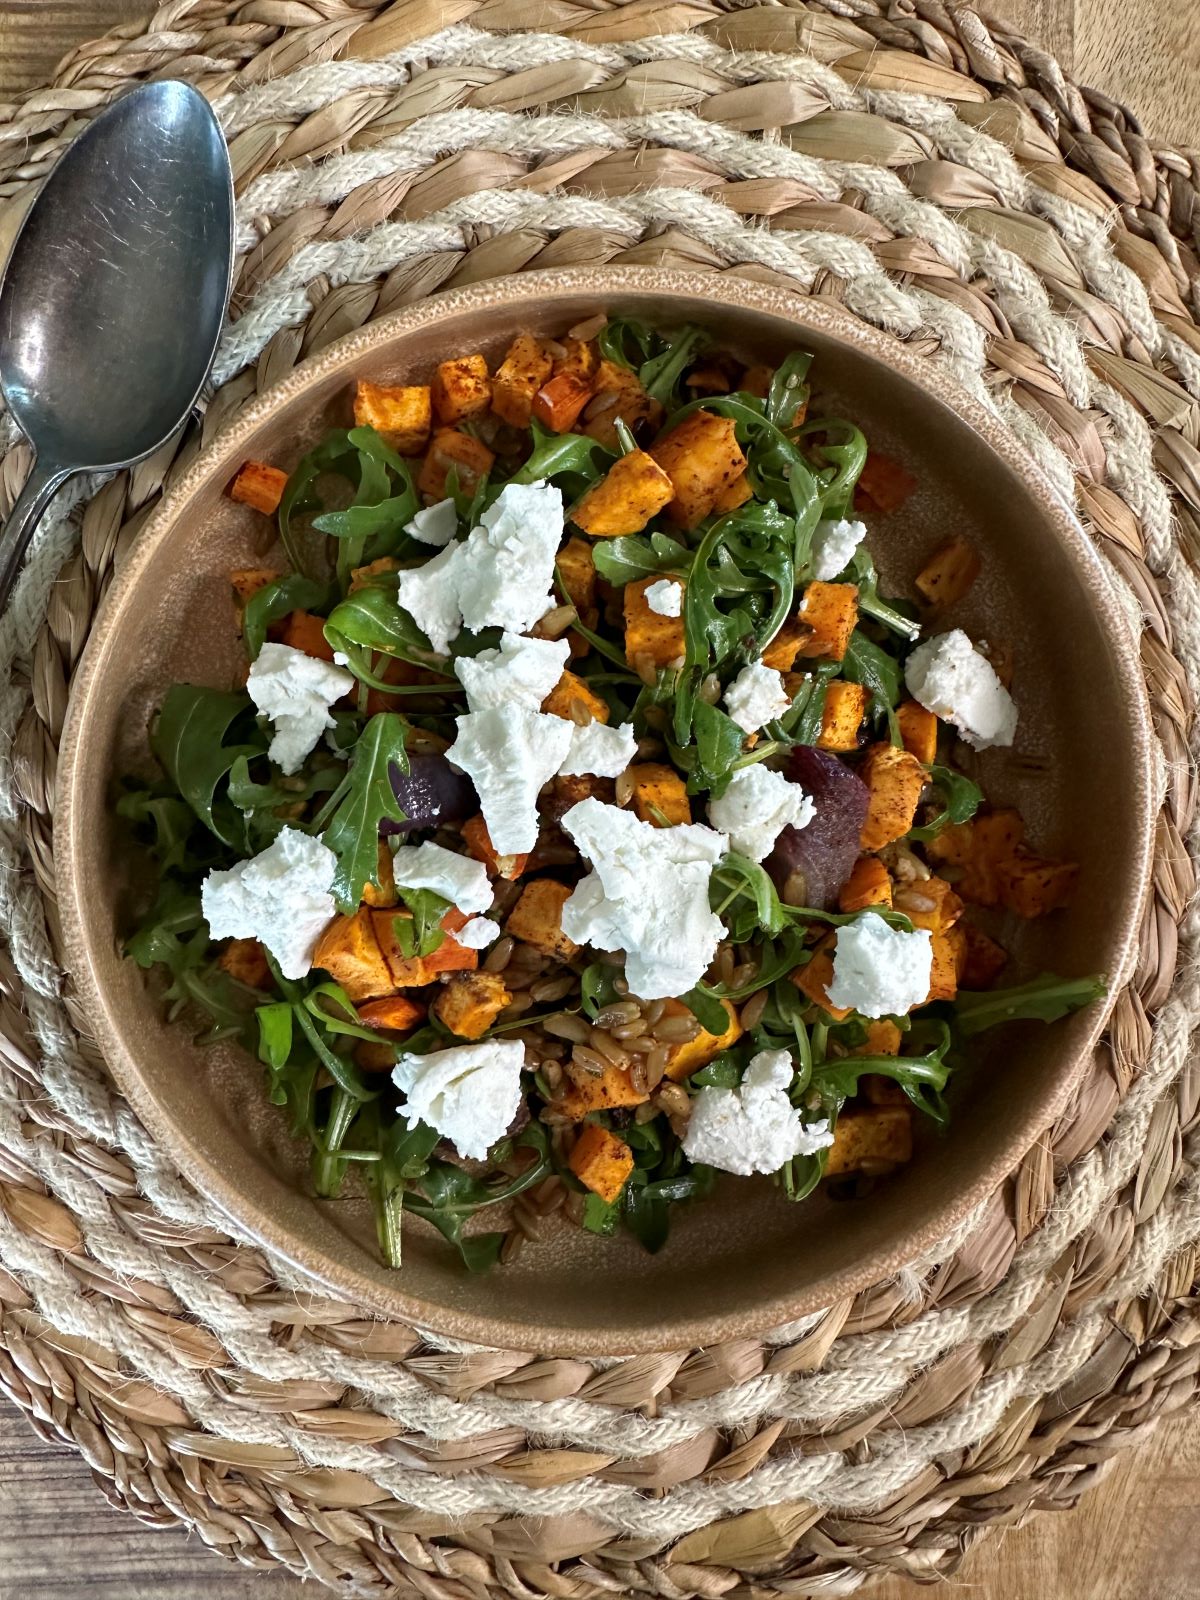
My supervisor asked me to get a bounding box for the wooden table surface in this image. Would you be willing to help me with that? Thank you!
[1,3,1198,1597]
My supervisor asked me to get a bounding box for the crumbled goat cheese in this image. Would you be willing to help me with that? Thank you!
[457,481,563,636]
[405,497,458,547]
[396,539,466,655]
[390,839,493,915]
[683,1049,833,1175]
[246,642,354,775]
[392,1040,524,1161]
[724,661,791,733]
[454,630,570,712]
[201,827,336,981]
[811,517,867,581]
[560,798,726,999]
[708,764,814,862]
[456,916,502,950]
[558,719,639,779]
[447,704,573,855]
[646,578,683,617]
[904,629,1017,751]
[827,915,933,1018]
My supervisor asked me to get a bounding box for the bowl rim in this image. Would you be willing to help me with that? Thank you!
[55,265,1157,1354]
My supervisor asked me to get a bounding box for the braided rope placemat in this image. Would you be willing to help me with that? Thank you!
[1,2,1199,1593]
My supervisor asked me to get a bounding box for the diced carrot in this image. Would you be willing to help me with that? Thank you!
[649,410,747,529]
[624,576,686,670]
[660,998,742,1082]
[859,743,926,851]
[492,334,554,428]
[542,669,609,726]
[433,972,511,1040]
[571,451,674,538]
[505,880,578,961]
[791,935,851,1021]
[627,763,691,827]
[914,535,981,608]
[817,680,868,752]
[555,1060,648,1120]
[796,582,858,662]
[218,938,272,989]
[370,909,478,988]
[229,461,288,515]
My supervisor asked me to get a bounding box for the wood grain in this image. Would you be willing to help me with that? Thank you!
[0,2,1198,1598]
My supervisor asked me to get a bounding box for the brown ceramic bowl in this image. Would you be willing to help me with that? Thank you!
[57,268,1154,1354]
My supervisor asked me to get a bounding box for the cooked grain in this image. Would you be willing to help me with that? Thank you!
[484,936,515,972]
[740,989,769,1030]
[569,698,593,727]
[715,943,735,986]
[531,975,575,1003]
[654,1015,700,1042]
[614,771,635,806]
[589,1029,628,1067]
[644,999,666,1026]
[700,672,722,704]
[646,1043,670,1082]
[634,651,658,686]
[572,1044,610,1076]
[538,603,577,639]
[630,1059,650,1095]
[545,1014,589,1043]
[500,1229,525,1264]
[655,1082,691,1118]
[610,1018,648,1041]
[595,1001,639,1027]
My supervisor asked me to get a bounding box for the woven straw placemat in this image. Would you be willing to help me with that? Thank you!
[1,1,1199,1593]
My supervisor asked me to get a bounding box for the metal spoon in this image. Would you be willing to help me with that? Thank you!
[0,81,233,607]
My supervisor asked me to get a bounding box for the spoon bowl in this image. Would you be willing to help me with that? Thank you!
[0,81,233,599]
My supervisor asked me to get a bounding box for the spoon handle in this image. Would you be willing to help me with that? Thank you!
[0,456,70,613]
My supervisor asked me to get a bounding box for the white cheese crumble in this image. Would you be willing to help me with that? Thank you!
[811,517,867,581]
[904,629,1017,751]
[826,915,933,1017]
[447,704,573,856]
[682,1048,833,1175]
[201,827,336,981]
[395,539,466,655]
[560,798,726,1000]
[707,764,815,862]
[390,839,493,916]
[405,497,458,547]
[458,481,563,636]
[456,915,502,950]
[245,642,354,775]
[645,578,683,617]
[558,719,639,779]
[392,1039,525,1161]
[724,661,791,733]
[454,630,570,712]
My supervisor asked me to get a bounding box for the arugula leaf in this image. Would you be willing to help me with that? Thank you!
[509,422,611,488]
[151,685,266,848]
[679,982,733,1035]
[242,573,331,661]
[590,531,691,587]
[227,755,342,848]
[581,962,622,1019]
[116,787,210,875]
[126,885,257,1044]
[277,426,422,582]
[812,1020,953,1124]
[404,1123,552,1272]
[785,661,840,747]
[257,1003,294,1069]
[597,317,656,372]
[843,631,903,739]
[848,548,920,642]
[324,583,455,673]
[765,351,813,430]
[954,974,1107,1039]
[711,853,788,939]
[909,765,982,842]
[638,324,709,407]
[582,1192,621,1236]
[322,713,411,910]
[392,887,450,960]
[690,1052,743,1090]
[690,699,746,790]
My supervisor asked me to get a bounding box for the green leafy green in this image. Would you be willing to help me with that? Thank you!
[151,685,266,848]
[392,887,450,960]
[242,573,331,660]
[678,982,733,1035]
[320,712,411,910]
[954,975,1107,1039]
[590,531,691,587]
[909,765,982,842]
[509,422,611,488]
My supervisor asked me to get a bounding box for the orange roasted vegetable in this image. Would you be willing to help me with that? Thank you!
[357,995,426,1033]
[433,972,512,1040]
[649,410,747,529]
[627,763,691,827]
[281,610,337,663]
[571,451,674,537]
[791,935,851,1021]
[218,938,272,989]
[353,380,432,455]
[796,582,858,661]
[229,460,287,515]
[838,857,892,913]
[431,354,491,425]
[417,428,495,499]
[505,880,578,961]
[542,669,609,726]
[817,680,868,751]
[492,333,553,427]
[533,370,594,433]
[854,452,917,515]
[462,813,529,880]
[896,699,938,765]
[914,535,981,608]
[569,1124,635,1204]
[624,576,686,670]
[555,1060,648,1120]
[230,567,280,606]
[659,998,742,1082]
[825,1106,913,1174]
[859,743,926,851]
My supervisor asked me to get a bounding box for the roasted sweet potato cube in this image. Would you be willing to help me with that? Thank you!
[997,849,1078,918]
[762,617,806,672]
[361,841,398,909]
[896,699,938,765]
[370,909,478,988]
[492,333,554,427]
[711,471,753,514]
[569,1124,634,1204]
[926,926,967,1003]
[796,582,858,662]
[218,938,272,989]
[838,856,893,913]
[791,935,851,1021]
[356,995,426,1034]
[863,1074,909,1106]
[533,370,594,434]
[229,460,287,515]
[660,998,742,1082]
[313,909,393,1002]
[624,577,686,670]
[893,874,962,934]
[353,380,432,455]
[555,337,599,384]
[582,362,663,448]
[915,535,981,608]
[740,363,774,398]
[685,360,735,395]
[431,354,491,425]
[281,609,336,662]
[960,923,1008,988]
[356,1040,401,1072]
[825,1105,913,1175]
[542,669,610,726]
[505,879,578,961]
[556,1061,648,1120]
[628,763,691,827]
[859,743,927,851]
[417,428,495,500]
[571,450,674,538]
[854,452,917,515]
[433,971,512,1040]
[349,556,401,592]
[927,810,1025,906]
[817,680,868,752]
[649,410,748,530]
[462,813,528,881]
[556,536,596,613]
[854,1019,902,1057]
[230,567,280,605]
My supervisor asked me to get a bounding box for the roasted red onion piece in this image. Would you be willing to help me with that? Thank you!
[381,755,477,837]
[765,746,869,910]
